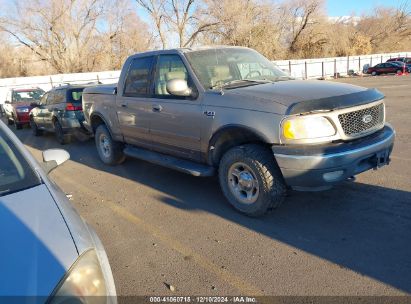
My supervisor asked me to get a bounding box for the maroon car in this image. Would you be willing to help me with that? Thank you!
[387,57,411,64]
[3,88,45,129]
[367,62,405,76]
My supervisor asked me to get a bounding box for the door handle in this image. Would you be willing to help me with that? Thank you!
[152,104,163,112]
[121,104,127,108]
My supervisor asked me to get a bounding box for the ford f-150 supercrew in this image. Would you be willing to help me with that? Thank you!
[82,46,395,216]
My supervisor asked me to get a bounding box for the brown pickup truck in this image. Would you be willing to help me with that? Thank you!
[82,46,395,216]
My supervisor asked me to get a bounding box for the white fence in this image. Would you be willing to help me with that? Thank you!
[0,70,120,104]
[274,52,410,79]
[0,51,409,102]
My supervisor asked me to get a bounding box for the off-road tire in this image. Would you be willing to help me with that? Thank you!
[54,120,70,145]
[95,124,125,165]
[218,144,286,217]
[30,117,43,136]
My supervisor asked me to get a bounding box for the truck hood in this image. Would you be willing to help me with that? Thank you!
[225,80,384,114]
[0,184,78,297]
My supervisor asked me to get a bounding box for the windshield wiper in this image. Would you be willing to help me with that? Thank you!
[210,79,272,90]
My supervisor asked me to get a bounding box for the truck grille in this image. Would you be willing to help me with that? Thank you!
[338,103,384,136]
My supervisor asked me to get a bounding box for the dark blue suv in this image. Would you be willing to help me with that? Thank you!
[29,84,91,144]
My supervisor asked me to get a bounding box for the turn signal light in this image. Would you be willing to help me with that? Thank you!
[65,103,82,111]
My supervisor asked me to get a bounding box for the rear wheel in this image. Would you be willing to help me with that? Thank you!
[30,117,43,136]
[54,120,70,145]
[218,144,286,217]
[95,124,125,165]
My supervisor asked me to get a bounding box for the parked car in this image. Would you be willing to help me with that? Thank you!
[30,84,90,144]
[3,88,45,129]
[386,57,411,64]
[390,61,411,73]
[82,46,395,217]
[0,120,116,302]
[367,62,405,76]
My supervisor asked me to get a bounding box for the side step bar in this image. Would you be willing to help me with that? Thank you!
[123,146,215,177]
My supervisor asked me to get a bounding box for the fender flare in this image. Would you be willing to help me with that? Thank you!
[207,124,271,165]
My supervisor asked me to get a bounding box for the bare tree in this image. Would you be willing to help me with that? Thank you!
[0,0,152,74]
[280,0,326,57]
[200,0,285,58]
[136,0,218,48]
[357,2,411,52]
[136,0,168,48]
[0,0,105,73]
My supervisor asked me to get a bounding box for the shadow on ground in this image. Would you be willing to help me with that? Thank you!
[14,126,411,294]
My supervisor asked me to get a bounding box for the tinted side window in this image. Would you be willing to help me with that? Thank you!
[67,88,84,102]
[47,90,65,104]
[154,55,190,96]
[124,57,154,96]
[54,90,65,104]
[40,93,48,105]
[46,92,55,105]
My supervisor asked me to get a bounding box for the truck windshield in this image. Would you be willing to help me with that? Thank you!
[185,48,290,89]
[0,128,41,197]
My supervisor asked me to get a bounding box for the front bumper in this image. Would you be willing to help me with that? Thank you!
[273,124,395,191]
[16,112,30,123]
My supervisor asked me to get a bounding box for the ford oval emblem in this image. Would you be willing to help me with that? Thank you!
[362,114,373,123]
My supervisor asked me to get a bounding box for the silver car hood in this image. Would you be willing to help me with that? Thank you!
[0,184,78,297]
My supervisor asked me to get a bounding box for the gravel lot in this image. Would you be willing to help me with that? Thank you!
[7,75,411,298]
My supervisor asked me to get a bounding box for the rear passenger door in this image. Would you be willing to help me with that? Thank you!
[149,54,203,161]
[116,56,155,148]
[44,89,65,129]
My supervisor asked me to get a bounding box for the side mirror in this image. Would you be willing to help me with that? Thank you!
[42,149,70,173]
[166,79,192,97]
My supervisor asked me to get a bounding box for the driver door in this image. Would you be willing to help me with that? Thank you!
[149,54,203,161]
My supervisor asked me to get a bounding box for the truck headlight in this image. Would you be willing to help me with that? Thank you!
[282,116,336,140]
[50,249,108,304]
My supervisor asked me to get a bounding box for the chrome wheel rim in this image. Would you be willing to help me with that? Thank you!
[99,134,111,158]
[227,162,259,204]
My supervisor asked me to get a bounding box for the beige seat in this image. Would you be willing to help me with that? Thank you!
[157,70,187,95]
[209,65,232,87]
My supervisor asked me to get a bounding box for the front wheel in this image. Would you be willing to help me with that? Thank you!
[95,124,125,165]
[371,71,377,76]
[30,117,43,136]
[218,144,286,217]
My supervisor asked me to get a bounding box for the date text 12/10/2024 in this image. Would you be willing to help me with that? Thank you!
[149,296,257,303]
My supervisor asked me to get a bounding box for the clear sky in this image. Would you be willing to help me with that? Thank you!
[327,0,400,16]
